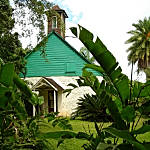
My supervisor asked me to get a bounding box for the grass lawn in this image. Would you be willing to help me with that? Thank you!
[37,118,150,150]
[38,119,109,150]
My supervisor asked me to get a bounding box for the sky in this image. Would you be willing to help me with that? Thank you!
[48,0,150,82]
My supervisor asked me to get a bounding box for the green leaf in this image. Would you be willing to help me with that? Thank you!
[139,83,150,97]
[98,51,117,73]
[78,25,93,43]
[63,89,72,97]
[83,64,104,74]
[76,132,91,140]
[0,115,3,129]
[138,101,150,114]
[0,87,9,97]
[105,93,127,130]
[114,97,122,113]
[114,143,135,150]
[100,80,105,90]
[13,73,38,105]
[45,112,58,122]
[121,106,135,122]
[31,94,39,105]
[0,63,14,87]
[96,143,114,150]
[57,138,64,148]
[110,66,122,81]
[52,118,73,130]
[0,86,9,108]
[104,127,146,150]
[132,81,142,98]
[13,73,32,98]
[94,37,107,54]
[38,96,44,105]
[67,83,78,88]
[131,125,150,135]
[11,95,27,120]
[82,69,94,80]
[70,27,77,37]
[70,25,130,105]
[115,75,130,103]
[143,143,150,150]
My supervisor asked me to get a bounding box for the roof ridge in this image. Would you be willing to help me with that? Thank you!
[25,31,91,64]
[51,31,91,64]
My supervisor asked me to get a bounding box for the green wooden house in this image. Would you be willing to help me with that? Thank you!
[25,31,91,77]
[24,5,102,116]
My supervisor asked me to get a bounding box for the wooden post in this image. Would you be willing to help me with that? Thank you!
[54,90,56,112]
[33,105,36,116]
[32,89,36,116]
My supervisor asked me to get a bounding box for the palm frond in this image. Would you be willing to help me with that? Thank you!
[126,17,150,74]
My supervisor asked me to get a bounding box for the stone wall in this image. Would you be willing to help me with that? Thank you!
[51,76,95,116]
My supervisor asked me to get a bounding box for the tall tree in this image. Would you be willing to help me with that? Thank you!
[125,17,150,80]
[0,0,25,73]
[0,0,53,74]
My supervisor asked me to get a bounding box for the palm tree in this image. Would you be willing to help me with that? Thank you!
[125,17,150,80]
[80,47,95,64]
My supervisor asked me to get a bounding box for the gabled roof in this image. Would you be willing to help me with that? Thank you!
[32,77,64,91]
[25,31,90,64]
[52,5,68,18]
[22,31,101,77]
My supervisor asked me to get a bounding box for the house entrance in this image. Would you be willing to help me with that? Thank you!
[48,90,54,112]
[32,77,63,116]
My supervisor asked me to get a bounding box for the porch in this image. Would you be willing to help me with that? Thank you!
[32,77,64,115]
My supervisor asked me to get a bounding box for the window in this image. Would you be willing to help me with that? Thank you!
[52,16,57,29]
[66,63,76,73]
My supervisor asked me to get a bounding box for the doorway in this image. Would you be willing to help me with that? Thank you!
[48,90,54,112]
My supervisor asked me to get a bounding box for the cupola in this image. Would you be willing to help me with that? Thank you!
[48,5,68,39]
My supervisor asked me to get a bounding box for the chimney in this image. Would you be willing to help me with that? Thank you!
[48,5,68,39]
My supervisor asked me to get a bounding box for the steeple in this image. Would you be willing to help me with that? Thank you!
[48,5,68,39]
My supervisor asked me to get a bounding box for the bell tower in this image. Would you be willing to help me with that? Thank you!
[48,5,68,39]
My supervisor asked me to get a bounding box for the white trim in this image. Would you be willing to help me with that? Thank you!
[32,78,44,90]
[32,77,58,91]
[33,105,36,116]
[54,90,56,112]
[44,79,58,91]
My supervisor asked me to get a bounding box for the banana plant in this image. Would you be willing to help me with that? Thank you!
[65,25,150,150]
[0,61,52,149]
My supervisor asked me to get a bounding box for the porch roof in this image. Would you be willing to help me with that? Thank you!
[32,77,64,91]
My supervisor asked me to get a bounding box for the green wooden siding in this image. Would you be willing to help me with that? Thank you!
[23,32,101,77]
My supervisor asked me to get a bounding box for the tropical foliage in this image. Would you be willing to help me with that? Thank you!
[12,0,53,46]
[63,25,150,150]
[125,17,150,80]
[0,60,73,149]
[0,1,74,149]
[0,0,27,73]
[2,1,150,149]
[0,0,54,74]
[0,61,44,149]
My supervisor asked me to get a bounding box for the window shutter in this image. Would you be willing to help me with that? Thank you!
[66,63,76,73]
